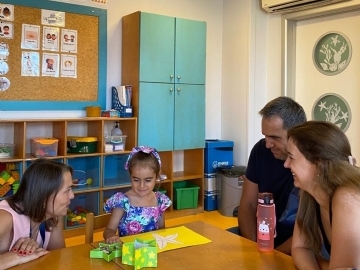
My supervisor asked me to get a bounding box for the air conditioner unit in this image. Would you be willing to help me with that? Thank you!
[262,0,349,14]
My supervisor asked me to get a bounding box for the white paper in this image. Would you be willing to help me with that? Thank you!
[41,10,65,27]
[0,42,9,61]
[0,77,10,91]
[21,51,40,76]
[61,54,77,78]
[0,4,14,21]
[0,61,9,75]
[43,26,59,51]
[42,53,59,77]
[61,29,77,53]
[0,22,14,39]
[21,24,40,50]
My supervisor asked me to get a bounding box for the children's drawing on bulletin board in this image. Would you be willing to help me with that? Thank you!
[41,9,65,27]
[0,42,9,61]
[21,51,39,76]
[0,61,9,75]
[61,29,77,53]
[0,4,14,21]
[21,24,40,50]
[43,26,59,51]
[0,22,14,39]
[42,53,59,77]
[61,54,77,78]
[0,77,10,91]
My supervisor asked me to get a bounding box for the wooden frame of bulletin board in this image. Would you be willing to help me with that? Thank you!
[0,0,107,110]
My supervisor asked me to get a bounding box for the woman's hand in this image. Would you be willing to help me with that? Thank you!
[16,248,49,265]
[11,237,40,256]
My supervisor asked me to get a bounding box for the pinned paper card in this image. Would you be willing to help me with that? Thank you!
[122,239,157,269]
[120,226,212,253]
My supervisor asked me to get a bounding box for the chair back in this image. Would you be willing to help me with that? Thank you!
[85,212,111,244]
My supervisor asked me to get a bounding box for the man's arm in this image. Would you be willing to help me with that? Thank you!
[238,176,258,242]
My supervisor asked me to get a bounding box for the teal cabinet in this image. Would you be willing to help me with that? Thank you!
[122,11,206,151]
[138,13,206,85]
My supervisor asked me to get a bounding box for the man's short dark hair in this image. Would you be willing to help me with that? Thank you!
[259,96,307,130]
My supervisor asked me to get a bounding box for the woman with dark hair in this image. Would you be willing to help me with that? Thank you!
[285,121,360,270]
[0,159,74,269]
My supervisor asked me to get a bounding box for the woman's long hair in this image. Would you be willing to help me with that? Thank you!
[7,159,73,230]
[288,121,360,253]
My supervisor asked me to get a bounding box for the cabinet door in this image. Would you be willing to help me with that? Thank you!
[139,13,175,83]
[174,84,205,150]
[138,82,174,151]
[175,18,206,85]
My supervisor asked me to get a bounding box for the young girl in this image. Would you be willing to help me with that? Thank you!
[103,146,172,243]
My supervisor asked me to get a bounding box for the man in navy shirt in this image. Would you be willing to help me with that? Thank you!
[237,96,306,255]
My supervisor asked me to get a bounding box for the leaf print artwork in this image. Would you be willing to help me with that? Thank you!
[312,93,351,132]
[313,32,352,76]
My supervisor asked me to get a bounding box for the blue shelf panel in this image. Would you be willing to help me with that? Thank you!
[65,191,99,229]
[66,156,100,190]
[103,154,131,187]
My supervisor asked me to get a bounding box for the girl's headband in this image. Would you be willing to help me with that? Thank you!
[124,146,161,170]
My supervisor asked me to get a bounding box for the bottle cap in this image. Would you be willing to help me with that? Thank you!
[258,192,274,205]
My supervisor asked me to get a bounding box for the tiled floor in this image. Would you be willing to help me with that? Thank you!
[65,210,238,247]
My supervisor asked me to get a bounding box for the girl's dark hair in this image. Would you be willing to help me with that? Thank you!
[127,151,161,177]
[7,159,73,230]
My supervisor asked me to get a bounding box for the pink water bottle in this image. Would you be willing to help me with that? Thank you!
[257,192,276,252]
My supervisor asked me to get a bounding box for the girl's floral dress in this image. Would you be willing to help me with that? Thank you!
[104,191,172,236]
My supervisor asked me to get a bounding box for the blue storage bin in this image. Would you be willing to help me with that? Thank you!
[66,191,99,229]
[103,154,131,187]
[204,140,234,211]
[204,140,234,174]
[66,156,100,190]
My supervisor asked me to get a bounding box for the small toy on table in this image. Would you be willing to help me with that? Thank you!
[122,239,157,269]
[90,242,122,262]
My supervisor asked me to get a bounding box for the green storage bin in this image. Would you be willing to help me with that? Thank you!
[173,181,200,210]
[67,137,98,153]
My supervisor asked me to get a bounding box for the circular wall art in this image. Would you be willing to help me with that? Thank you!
[312,93,351,132]
[313,31,352,76]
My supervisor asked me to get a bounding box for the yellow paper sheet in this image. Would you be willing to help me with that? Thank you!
[120,226,212,253]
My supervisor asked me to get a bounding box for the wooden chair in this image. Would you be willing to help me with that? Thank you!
[85,212,111,244]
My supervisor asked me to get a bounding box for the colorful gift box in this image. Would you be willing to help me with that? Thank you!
[90,242,122,262]
[122,239,157,269]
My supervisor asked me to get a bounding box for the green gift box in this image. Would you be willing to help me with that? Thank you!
[90,242,122,262]
[122,239,157,269]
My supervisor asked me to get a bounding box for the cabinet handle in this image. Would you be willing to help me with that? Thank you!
[177,88,181,92]
[170,75,174,79]
[177,76,181,79]
[170,88,173,92]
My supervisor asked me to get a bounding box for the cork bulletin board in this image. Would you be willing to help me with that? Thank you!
[0,0,107,110]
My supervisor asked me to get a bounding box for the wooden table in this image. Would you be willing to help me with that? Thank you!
[93,221,297,270]
[10,243,120,270]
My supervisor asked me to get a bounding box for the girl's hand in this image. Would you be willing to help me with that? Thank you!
[16,247,49,265]
[11,237,40,256]
[105,235,121,244]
